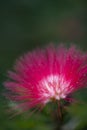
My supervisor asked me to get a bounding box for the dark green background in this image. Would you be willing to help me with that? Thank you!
[0,0,87,130]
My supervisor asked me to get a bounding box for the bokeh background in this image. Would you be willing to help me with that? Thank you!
[0,0,87,130]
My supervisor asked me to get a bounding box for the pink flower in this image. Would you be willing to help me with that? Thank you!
[4,44,87,112]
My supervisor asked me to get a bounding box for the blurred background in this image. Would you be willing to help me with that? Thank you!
[0,0,87,130]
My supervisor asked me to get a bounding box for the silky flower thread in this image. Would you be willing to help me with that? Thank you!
[4,44,87,115]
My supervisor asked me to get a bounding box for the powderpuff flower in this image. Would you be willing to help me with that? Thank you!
[4,44,87,113]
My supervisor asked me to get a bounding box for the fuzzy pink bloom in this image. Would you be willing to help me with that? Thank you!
[4,44,87,112]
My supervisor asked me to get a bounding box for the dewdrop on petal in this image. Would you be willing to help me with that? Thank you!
[4,44,87,113]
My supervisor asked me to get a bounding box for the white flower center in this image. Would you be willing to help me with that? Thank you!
[39,75,71,103]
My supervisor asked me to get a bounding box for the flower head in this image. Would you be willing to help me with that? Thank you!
[4,44,87,112]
